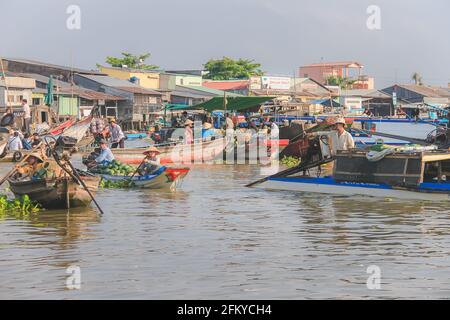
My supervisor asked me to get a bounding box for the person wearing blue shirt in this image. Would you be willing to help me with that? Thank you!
[202,122,217,139]
[95,139,115,164]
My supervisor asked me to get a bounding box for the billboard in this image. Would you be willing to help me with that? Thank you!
[261,76,291,90]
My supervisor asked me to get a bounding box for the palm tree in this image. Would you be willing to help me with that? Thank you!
[412,72,423,86]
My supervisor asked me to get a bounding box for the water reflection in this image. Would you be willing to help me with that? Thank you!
[1,163,450,299]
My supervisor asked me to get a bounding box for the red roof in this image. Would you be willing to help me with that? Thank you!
[202,80,249,91]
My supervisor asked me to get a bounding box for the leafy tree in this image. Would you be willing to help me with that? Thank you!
[103,52,159,70]
[326,75,356,90]
[203,57,264,80]
[411,72,423,85]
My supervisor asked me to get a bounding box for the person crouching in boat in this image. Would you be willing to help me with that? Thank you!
[94,139,115,165]
[137,146,162,176]
[14,151,63,180]
[15,152,45,179]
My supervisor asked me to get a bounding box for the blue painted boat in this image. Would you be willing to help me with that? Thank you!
[257,176,450,201]
[126,133,147,140]
[254,149,450,201]
[99,166,190,190]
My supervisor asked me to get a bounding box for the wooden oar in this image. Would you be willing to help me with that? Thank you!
[0,143,43,187]
[245,157,335,188]
[64,160,105,215]
[128,155,149,181]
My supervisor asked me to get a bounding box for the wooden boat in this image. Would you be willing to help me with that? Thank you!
[8,175,101,209]
[98,166,189,190]
[254,149,450,201]
[225,139,289,163]
[110,138,229,165]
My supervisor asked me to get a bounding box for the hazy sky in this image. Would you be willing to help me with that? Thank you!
[1,0,449,88]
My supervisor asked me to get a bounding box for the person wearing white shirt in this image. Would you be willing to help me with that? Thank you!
[334,117,355,151]
[8,131,23,151]
[22,99,31,134]
[270,120,279,138]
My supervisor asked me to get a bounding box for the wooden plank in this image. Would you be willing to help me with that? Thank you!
[422,154,450,162]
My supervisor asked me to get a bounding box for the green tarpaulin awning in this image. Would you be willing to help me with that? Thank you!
[164,104,201,111]
[192,96,275,112]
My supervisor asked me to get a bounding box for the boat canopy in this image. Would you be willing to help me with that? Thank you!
[164,104,201,111]
[192,96,275,112]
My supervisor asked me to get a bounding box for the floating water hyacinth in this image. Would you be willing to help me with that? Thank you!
[0,194,41,218]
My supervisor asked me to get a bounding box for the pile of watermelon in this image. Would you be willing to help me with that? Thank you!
[90,160,135,176]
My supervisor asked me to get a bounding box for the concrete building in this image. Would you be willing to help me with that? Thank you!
[17,73,125,121]
[74,74,163,130]
[202,80,249,95]
[339,89,393,116]
[159,73,203,90]
[299,61,374,89]
[98,65,160,89]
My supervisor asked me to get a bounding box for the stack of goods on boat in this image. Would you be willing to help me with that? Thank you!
[6,148,100,209]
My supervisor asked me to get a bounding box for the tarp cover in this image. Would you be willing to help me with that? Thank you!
[192,96,274,112]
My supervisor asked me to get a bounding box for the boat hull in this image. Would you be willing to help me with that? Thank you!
[255,176,450,201]
[8,176,101,209]
[100,167,189,190]
[110,138,228,165]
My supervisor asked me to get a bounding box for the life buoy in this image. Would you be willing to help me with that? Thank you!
[13,151,23,162]
[1,113,15,127]
[0,146,7,159]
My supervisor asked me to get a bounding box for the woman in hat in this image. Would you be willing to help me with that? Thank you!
[138,146,162,176]
[202,121,216,139]
[184,119,194,144]
[15,151,45,179]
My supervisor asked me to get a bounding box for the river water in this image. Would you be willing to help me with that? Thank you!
[1,151,450,299]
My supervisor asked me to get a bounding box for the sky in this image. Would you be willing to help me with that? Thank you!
[1,0,449,88]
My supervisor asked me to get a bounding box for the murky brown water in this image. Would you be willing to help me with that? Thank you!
[1,150,450,299]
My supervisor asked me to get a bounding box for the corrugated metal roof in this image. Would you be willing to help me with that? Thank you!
[78,74,161,95]
[18,73,125,100]
[395,84,449,98]
[115,86,161,95]
[177,85,243,97]
[340,89,391,99]
[5,58,103,75]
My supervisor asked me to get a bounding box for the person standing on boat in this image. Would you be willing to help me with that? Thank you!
[269,119,279,138]
[94,139,115,165]
[333,117,355,151]
[184,119,194,144]
[225,113,235,142]
[22,99,32,134]
[109,119,125,148]
[138,146,162,176]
